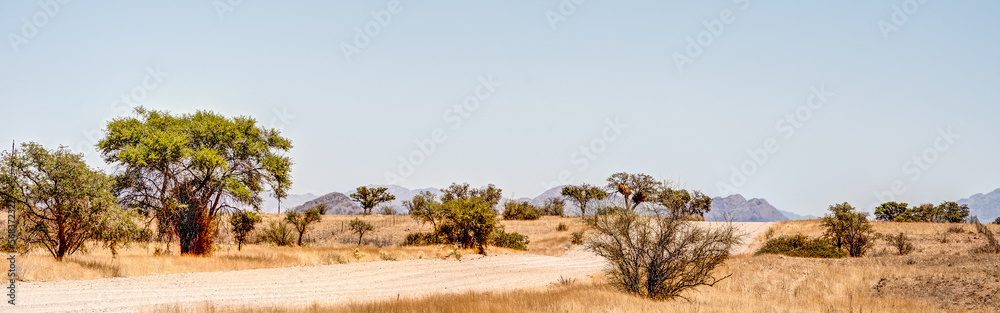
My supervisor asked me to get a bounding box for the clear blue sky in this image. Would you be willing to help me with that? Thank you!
[1,0,998,216]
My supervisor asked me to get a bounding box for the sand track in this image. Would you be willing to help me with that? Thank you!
[14,222,770,313]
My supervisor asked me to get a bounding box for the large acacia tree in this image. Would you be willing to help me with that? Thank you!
[97,108,292,255]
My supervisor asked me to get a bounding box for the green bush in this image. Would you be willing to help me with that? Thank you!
[491,229,530,250]
[402,232,444,246]
[502,200,541,220]
[755,234,846,258]
[541,198,566,216]
[884,232,914,255]
[570,231,585,245]
[557,223,569,232]
[260,221,296,247]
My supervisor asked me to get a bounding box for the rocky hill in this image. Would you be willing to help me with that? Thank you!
[291,192,362,215]
[706,195,789,222]
[958,188,1000,222]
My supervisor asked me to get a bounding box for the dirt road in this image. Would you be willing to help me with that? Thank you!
[14,222,771,313]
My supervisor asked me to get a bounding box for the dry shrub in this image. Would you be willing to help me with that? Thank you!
[884,232,915,256]
[586,207,740,300]
[755,234,846,258]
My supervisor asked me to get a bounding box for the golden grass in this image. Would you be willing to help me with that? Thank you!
[150,252,999,313]
[143,218,1000,313]
[14,215,587,281]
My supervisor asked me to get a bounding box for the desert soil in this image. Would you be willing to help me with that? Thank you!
[14,222,771,313]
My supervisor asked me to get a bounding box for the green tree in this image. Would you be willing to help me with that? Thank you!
[656,188,712,219]
[286,206,322,246]
[405,191,443,228]
[502,200,541,220]
[349,218,374,245]
[350,186,396,215]
[606,172,662,211]
[907,203,942,222]
[98,108,292,255]
[937,201,969,223]
[561,184,608,217]
[874,202,908,222]
[821,203,875,257]
[441,183,503,208]
[0,143,138,261]
[541,197,566,216]
[229,211,261,250]
[437,197,497,254]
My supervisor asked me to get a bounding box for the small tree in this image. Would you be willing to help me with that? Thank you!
[541,198,566,216]
[874,202,908,222]
[229,211,261,250]
[821,203,876,257]
[437,197,497,254]
[656,188,712,219]
[606,172,662,211]
[441,183,503,208]
[349,218,374,245]
[561,184,608,217]
[502,200,541,220]
[884,232,914,255]
[350,186,396,215]
[261,221,295,246]
[286,206,322,246]
[937,201,969,223]
[0,143,138,261]
[406,191,443,228]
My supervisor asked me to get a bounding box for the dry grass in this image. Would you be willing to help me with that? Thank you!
[14,214,587,281]
[142,219,1000,313]
[150,251,999,313]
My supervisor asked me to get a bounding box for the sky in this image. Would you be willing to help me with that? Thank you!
[1,0,998,216]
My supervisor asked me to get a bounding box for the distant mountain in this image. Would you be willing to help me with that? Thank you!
[291,192,362,215]
[779,210,818,221]
[261,193,317,214]
[958,188,1000,222]
[706,195,789,222]
[530,186,566,205]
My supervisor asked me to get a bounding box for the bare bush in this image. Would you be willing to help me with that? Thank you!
[586,206,741,300]
[884,232,914,256]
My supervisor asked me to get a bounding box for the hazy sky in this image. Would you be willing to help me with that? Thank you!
[1,1,998,216]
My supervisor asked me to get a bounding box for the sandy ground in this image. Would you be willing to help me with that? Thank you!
[13,222,771,313]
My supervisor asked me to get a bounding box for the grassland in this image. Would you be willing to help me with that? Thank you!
[146,220,1000,313]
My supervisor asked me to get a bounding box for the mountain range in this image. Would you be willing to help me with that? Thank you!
[958,188,1000,222]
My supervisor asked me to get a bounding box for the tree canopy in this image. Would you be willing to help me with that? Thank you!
[350,186,396,215]
[97,108,292,255]
[0,142,139,261]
